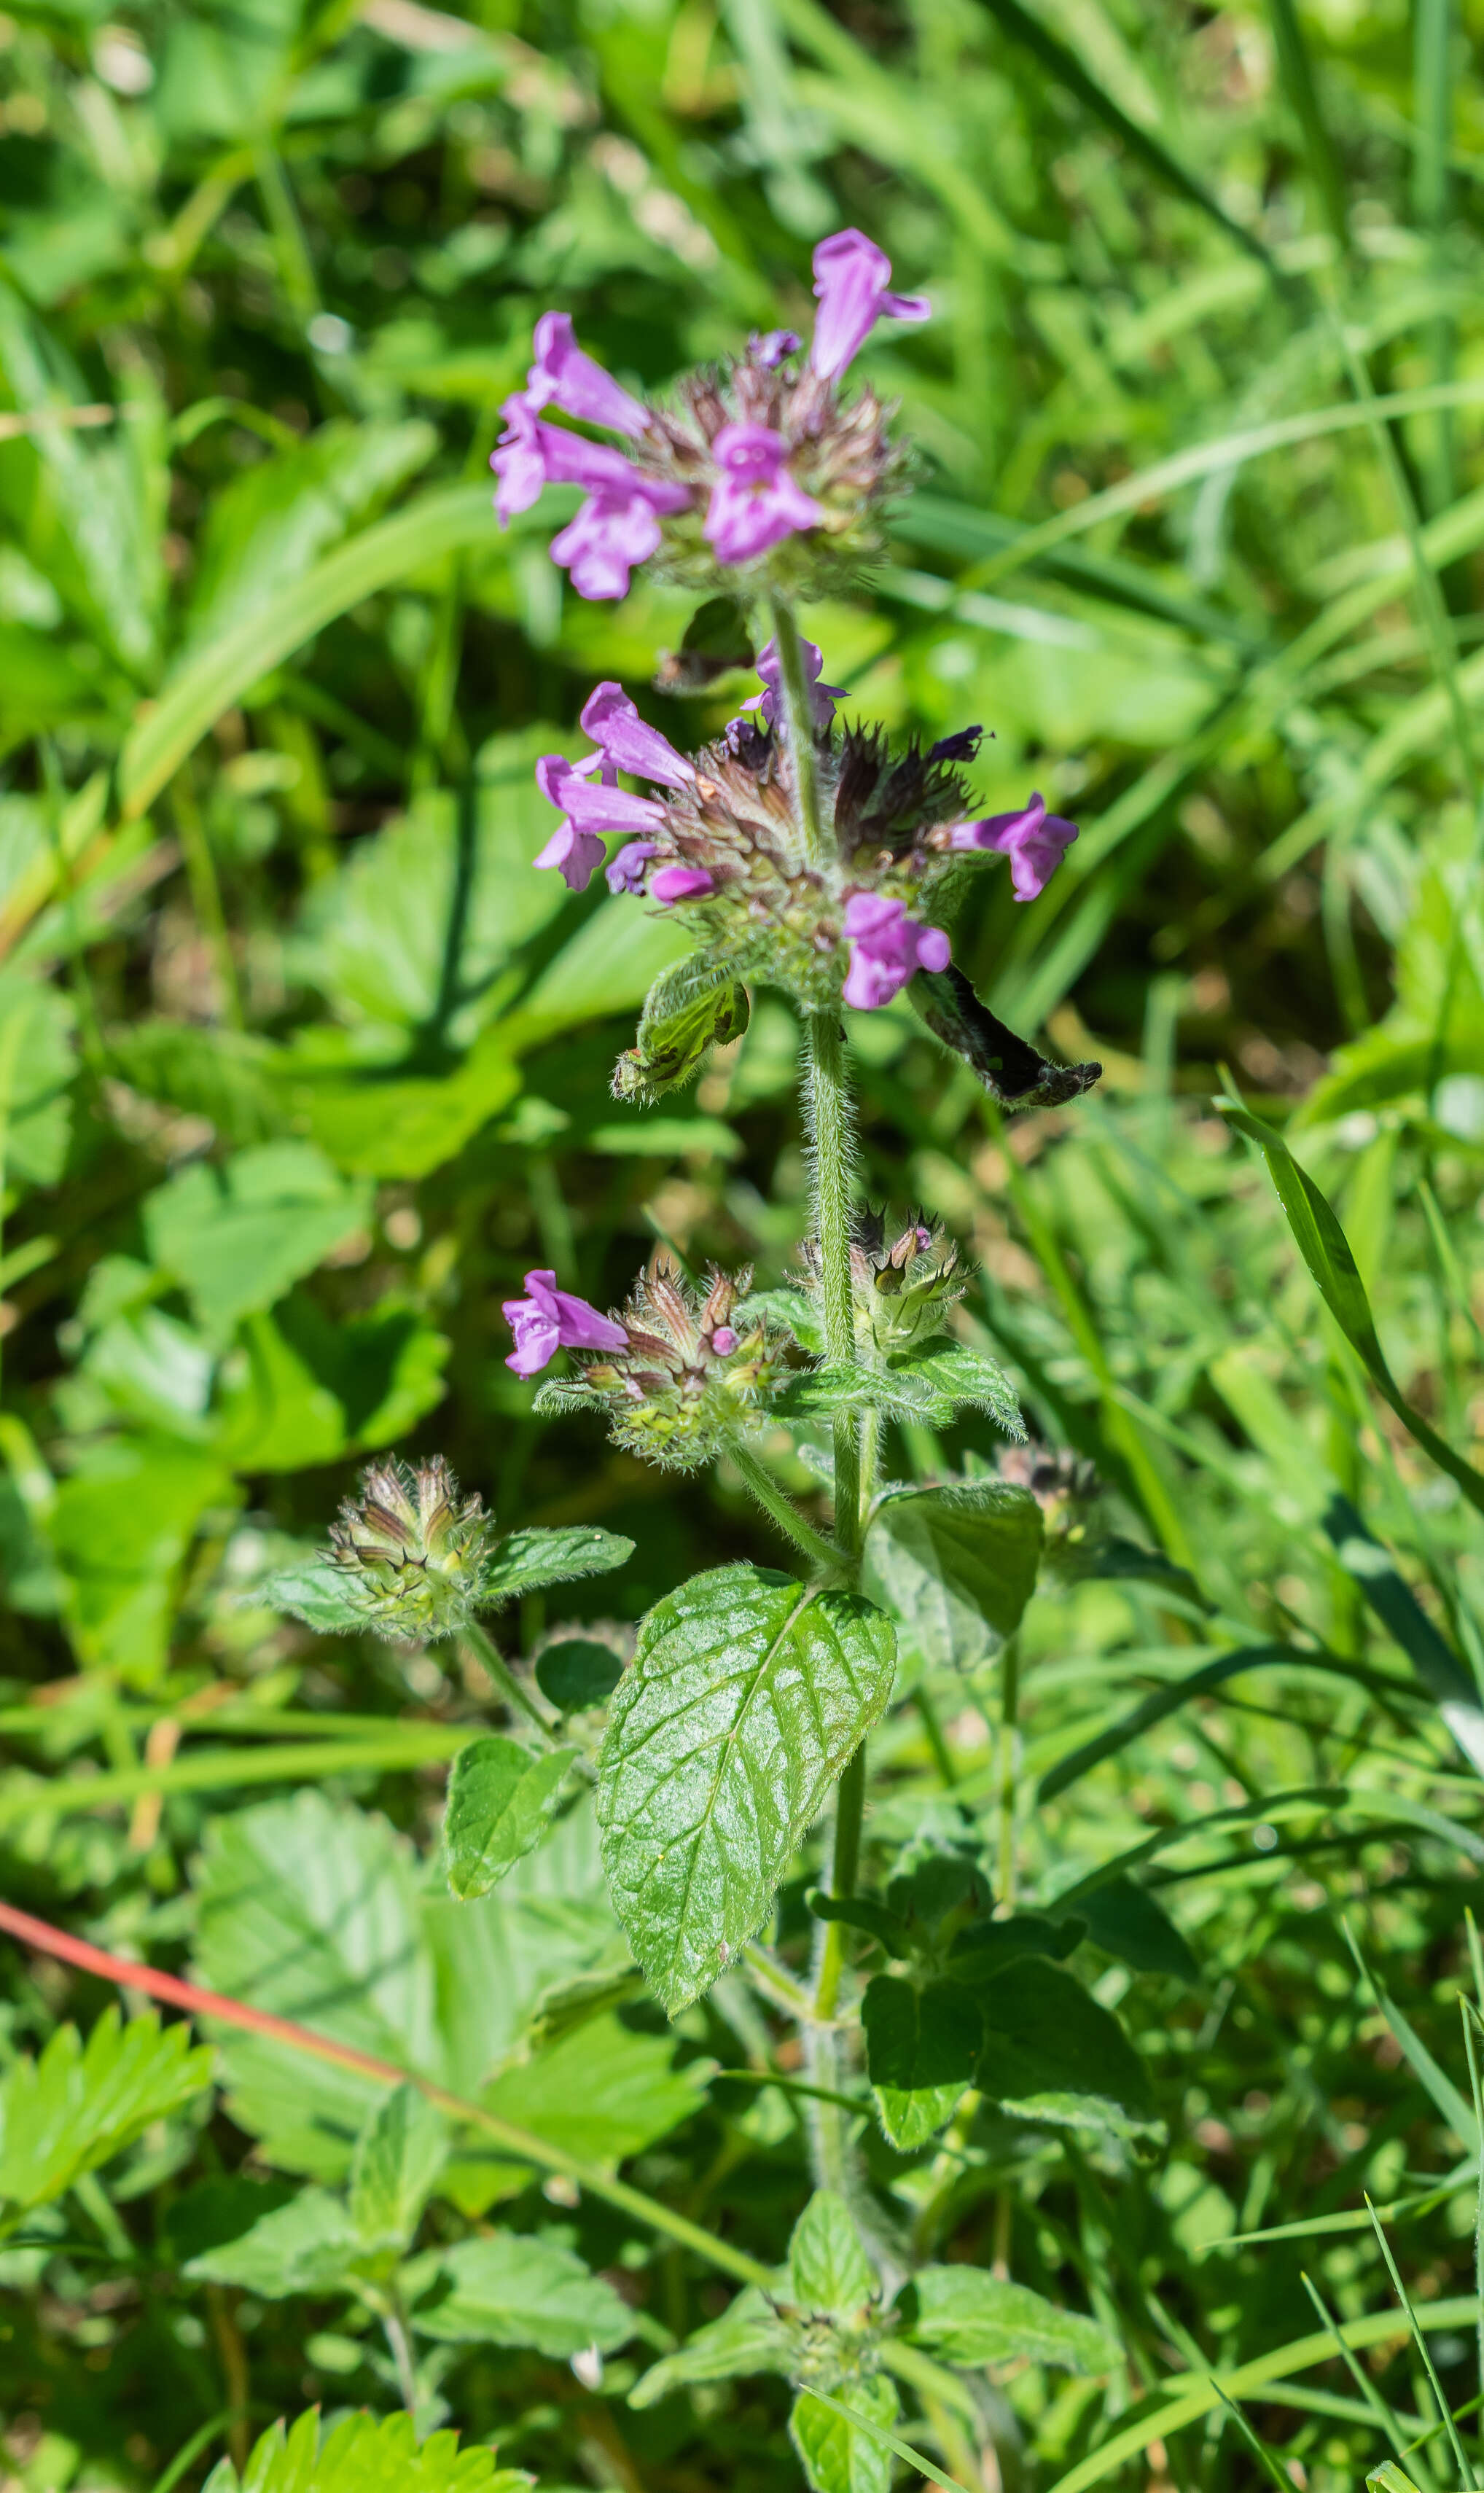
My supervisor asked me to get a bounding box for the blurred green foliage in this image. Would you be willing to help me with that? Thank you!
[7,0,1484,2486]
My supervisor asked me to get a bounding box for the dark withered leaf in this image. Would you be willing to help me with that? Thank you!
[911,964,1101,1109]
[654,596,756,693]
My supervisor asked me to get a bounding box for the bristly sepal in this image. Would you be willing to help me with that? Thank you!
[324,1456,497,1642]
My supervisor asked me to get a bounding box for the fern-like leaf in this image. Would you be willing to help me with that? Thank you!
[0,2008,214,2220]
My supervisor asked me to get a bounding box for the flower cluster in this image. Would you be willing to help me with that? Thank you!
[326,1456,496,1642]
[800,1208,966,1358]
[506,1253,793,1470]
[493,230,928,600]
[531,657,1078,1010]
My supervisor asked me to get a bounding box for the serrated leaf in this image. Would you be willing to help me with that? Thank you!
[791,2375,898,2493]
[890,1339,1023,1437]
[413,2232,633,2357]
[788,2189,878,2320]
[254,1559,372,1636]
[183,2185,363,2297]
[861,1976,983,2150]
[480,2011,709,2166]
[779,1361,956,1425]
[862,1480,1043,1669]
[612,954,749,1102]
[200,2406,526,2493]
[0,2010,213,2217]
[482,1526,634,1601]
[444,1737,577,1900]
[629,2282,795,2406]
[900,2266,1118,2373]
[977,1960,1155,2132]
[596,1564,897,2012]
[348,2085,448,2250]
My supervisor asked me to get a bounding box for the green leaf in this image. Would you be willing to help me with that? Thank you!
[889,1339,1023,1437]
[807,1892,913,1954]
[862,1481,1043,1670]
[861,1976,983,2150]
[1067,1875,1201,1986]
[413,2232,633,2357]
[977,1961,1156,2131]
[483,1526,635,1602]
[791,2375,899,2493]
[142,1142,373,1343]
[779,1361,958,1425]
[348,2084,448,2250]
[193,1792,437,2180]
[612,953,750,1102]
[46,1439,235,1679]
[480,2011,710,2166]
[629,2284,795,2406]
[1220,1102,1484,1521]
[284,1031,522,1182]
[596,1564,897,2012]
[0,2010,213,2217]
[254,1559,370,1638]
[899,2267,1119,2373]
[536,1639,625,1713]
[0,970,77,1188]
[788,2189,878,2320]
[948,1913,1084,1982]
[444,1736,578,1901]
[183,2185,363,2296]
[215,1298,450,1472]
[200,2408,526,2493]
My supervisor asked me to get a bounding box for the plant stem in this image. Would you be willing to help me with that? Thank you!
[460,1618,562,1745]
[813,1741,866,2022]
[997,1634,1020,1911]
[805,1010,863,1566]
[731,1444,844,1576]
[382,2295,419,2419]
[768,592,826,866]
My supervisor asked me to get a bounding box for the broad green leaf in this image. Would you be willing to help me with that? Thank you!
[480,2011,709,2166]
[504,894,692,1049]
[287,1034,522,1179]
[47,1438,235,1679]
[779,1361,965,1426]
[0,2010,213,2218]
[216,1300,450,1473]
[183,2185,363,2297]
[348,2085,448,2250]
[142,1142,373,1343]
[612,953,750,1102]
[596,1564,897,2011]
[900,2266,1118,2372]
[103,1020,286,1147]
[200,2408,524,2493]
[862,1480,1043,1670]
[629,2284,794,2406]
[1069,1875,1200,1986]
[891,1339,1023,1437]
[977,1961,1155,2131]
[861,1976,983,2150]
[413,2232,633,2357]
[193,1792,437,2180]
[254,1559,370,1639]
[788,2189,878,2320]
[443,1736,578,1901]
[483,1526,635,1602]
[948,1913,1084,1982]
[791,2375,898,2493]
[535,1638,625,1713]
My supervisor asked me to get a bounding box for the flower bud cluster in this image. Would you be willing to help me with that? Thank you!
[326,1456,496,1642]
[532,1252,794,1471]
[800,1209,966,1358]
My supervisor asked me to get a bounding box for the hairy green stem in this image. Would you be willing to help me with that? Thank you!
[806,1010,863,1564]
[997,1634,1021,1910]
[731,1444,845,1577]
[458,1618,563,1745]
[768,592,827,865]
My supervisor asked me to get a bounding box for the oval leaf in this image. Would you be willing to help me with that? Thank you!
[444,1736,577,1901]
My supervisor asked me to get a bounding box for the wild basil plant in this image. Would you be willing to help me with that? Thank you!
[254,229,1120,2480]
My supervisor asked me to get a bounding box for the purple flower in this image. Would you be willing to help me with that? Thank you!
[580,681,694,787]
[549,485,687,601]
[534,754,666,893]
[526,312,647,437]
[703,423,824,564]
[742,635,845,733]
[841,892,950,1010]
[491,398,644,524]
[810,228,931,381]
[503,1269,629,1377]
[606,840,657,895]
[949,792,1078,902]
[710,1324,738,1354]
[650,864,716,904]
[534,819,606,892]
[750,328,801,369]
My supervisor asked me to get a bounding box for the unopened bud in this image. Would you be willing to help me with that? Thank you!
[327,1456,495,1642]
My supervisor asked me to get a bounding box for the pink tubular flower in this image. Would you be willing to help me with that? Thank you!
[841,892,950,1010]
[534,754,666,893]
[491,399,644,524]
[650,864,716,904]
[526,312,647,437]
[503,1270,629,1377]
[742,635,845,733]
[750,328,800,369]
[949,793,1079,902]
[810,229,931,381]
[580,682,694,787]
[534,819,606,892]
[550,484,688,601]
[703,423,824,564]
[606,840,657,895]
